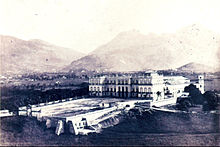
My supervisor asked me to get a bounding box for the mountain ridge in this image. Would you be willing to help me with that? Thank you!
[65,24,220,73]
[0,35,85,75]
[177,62,219,73]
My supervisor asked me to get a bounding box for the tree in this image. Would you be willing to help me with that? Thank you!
[156,91,161,101]
[203,91,219,111]
[184,84,204,105]
[176,98,192,111]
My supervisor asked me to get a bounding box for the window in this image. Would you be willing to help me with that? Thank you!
[144,88,147,92]
[90,87,93,91]
[94,87,96,91]
[148,87,151,92]
[140,80,142,84]
[140,87,143,92]
[98,87,100,91]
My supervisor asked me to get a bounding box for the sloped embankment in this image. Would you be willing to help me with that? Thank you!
[98,114,124,129]
[100,110,220,134]
[89,110,126,133]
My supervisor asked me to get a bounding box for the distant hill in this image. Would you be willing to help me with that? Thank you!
[0,35,85,75]
[177,62,219,73]
[64,24,220,73]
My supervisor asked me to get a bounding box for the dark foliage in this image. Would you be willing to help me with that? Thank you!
[184,84,204,105]
[203,91,219,111]
[176,98,192,111]
[1,83,89,111]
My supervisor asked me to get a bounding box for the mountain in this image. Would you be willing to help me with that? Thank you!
[177,62,219,73]
[0,35,85,75]
[64,24,220,73]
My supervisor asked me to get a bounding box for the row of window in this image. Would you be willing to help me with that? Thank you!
[89,79,154,85]
[90,87,129,92]
[91,91,153,94]
[90,86,152,92]
[139,87,152,92]
[89,80,129,85]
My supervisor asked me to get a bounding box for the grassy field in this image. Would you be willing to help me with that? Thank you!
[1,110,219,146]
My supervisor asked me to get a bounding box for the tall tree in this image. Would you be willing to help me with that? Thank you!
[184,84,204,105]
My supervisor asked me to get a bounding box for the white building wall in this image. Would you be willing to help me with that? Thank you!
[88,73,204,101]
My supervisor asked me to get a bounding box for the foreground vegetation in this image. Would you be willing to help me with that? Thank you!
[177,84,220,111]
[1,85,89,111]
[1,109,219,146]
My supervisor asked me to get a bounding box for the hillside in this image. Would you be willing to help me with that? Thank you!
[65,24,220,73]
[177,62,219,73]
[0,35,85,75]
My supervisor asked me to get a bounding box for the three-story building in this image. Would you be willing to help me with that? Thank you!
[89,72,204,103]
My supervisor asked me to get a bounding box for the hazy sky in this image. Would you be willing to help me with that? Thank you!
[1,0,220,53]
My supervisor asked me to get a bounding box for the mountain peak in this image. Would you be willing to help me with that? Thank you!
[177,62,218,73]
[116,29,141,36]
[177,23,215,35]
[112,29,147,41]
[1,35,85,75]
[67,24,220,73]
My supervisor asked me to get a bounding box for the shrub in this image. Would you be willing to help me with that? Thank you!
[203,91,219,111]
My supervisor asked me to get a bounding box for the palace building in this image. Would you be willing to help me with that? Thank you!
[89,71,204,103]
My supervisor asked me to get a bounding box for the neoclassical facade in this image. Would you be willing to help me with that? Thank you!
[89,72,204,102]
